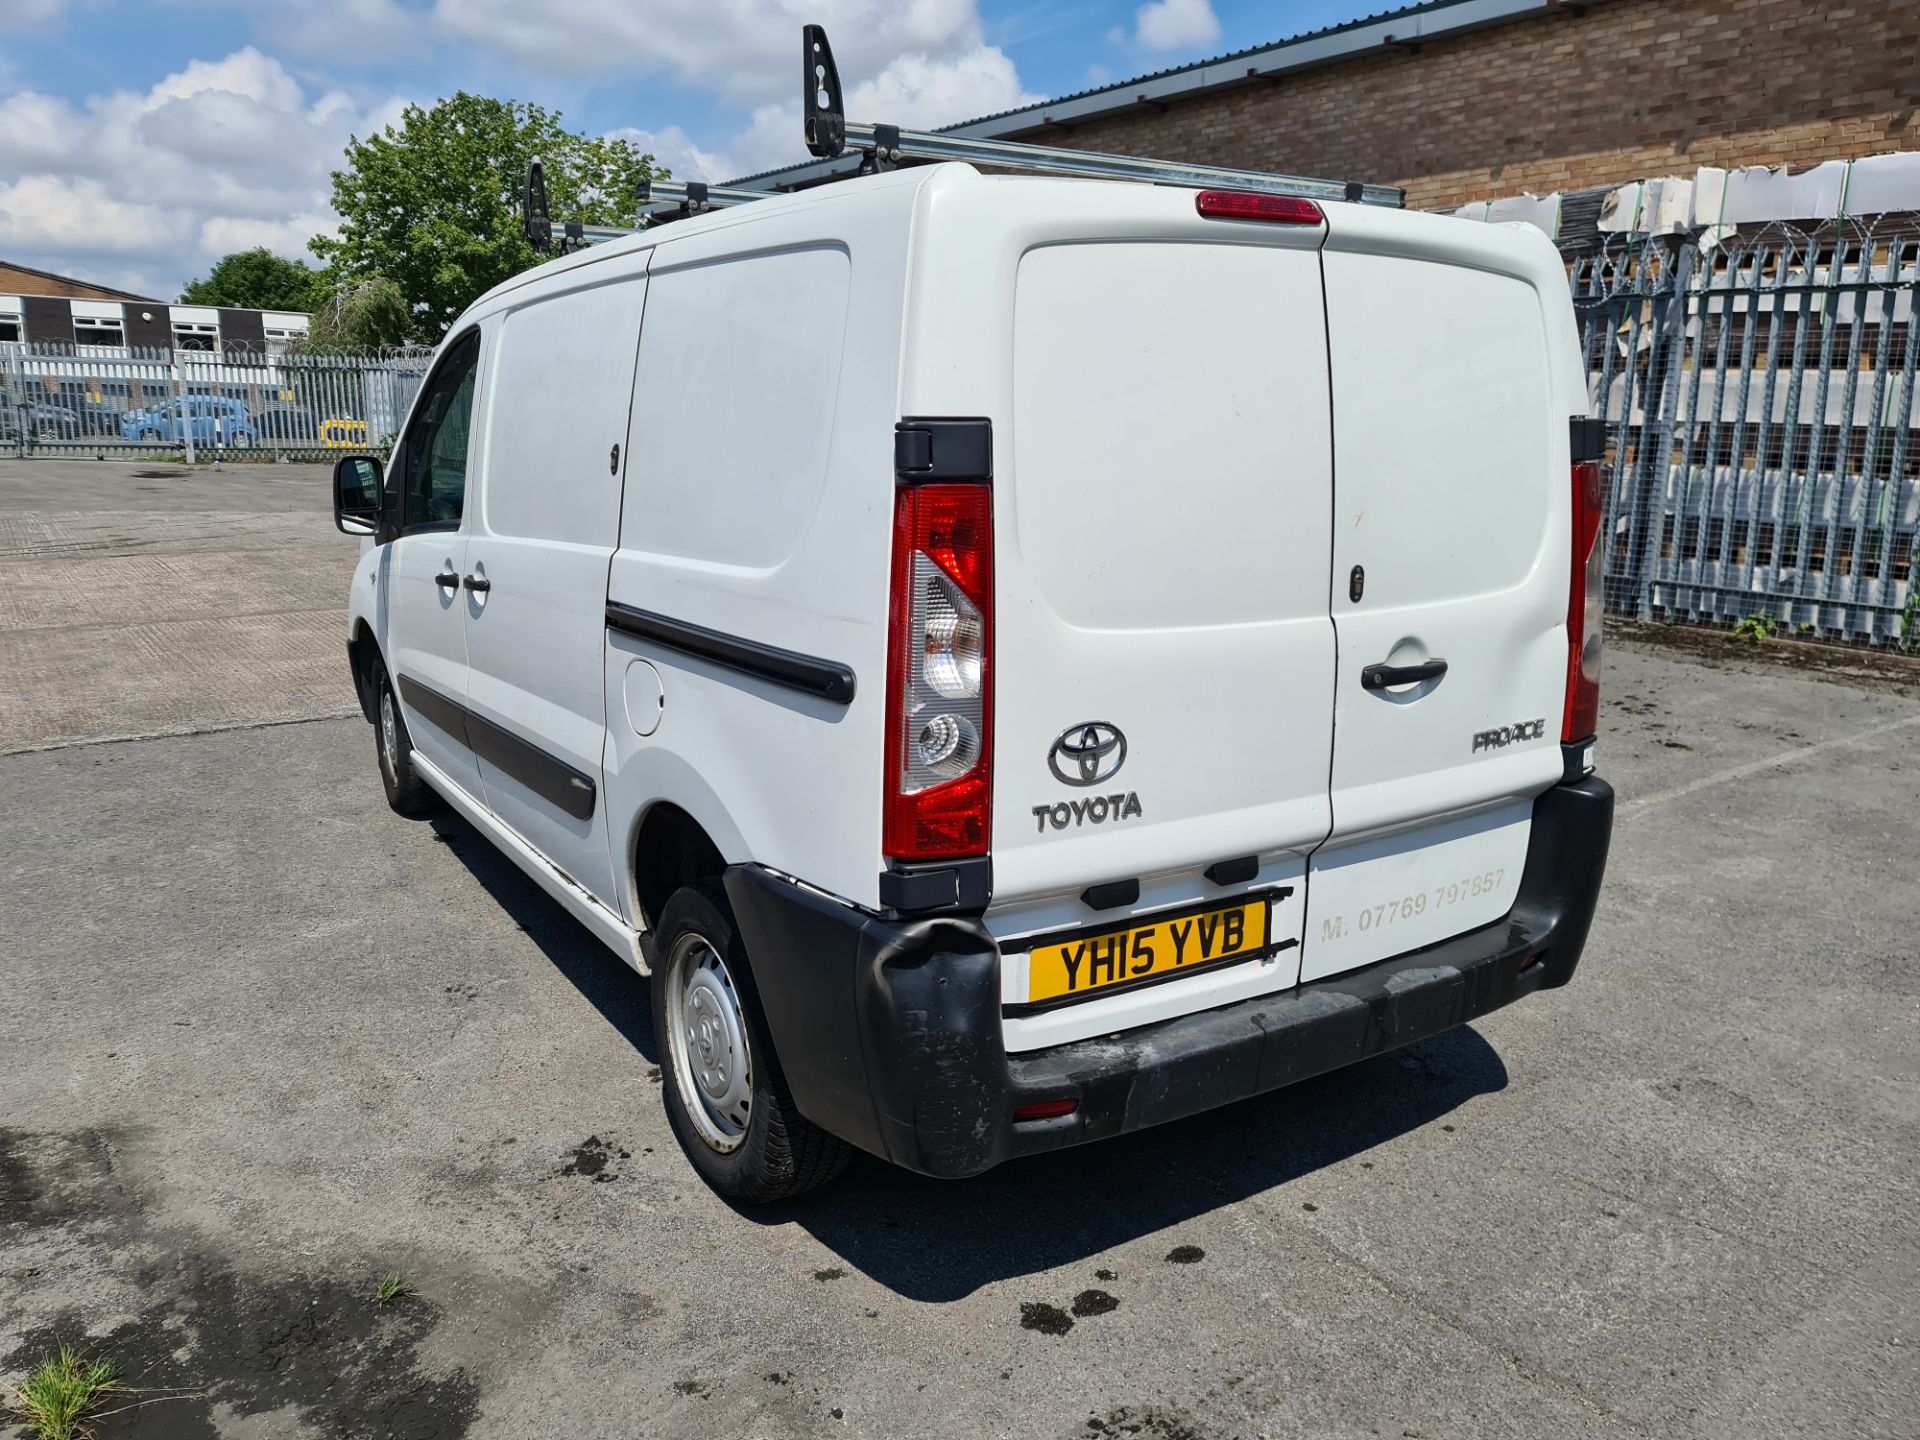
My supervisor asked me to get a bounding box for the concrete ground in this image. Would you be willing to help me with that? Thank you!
[0,458,354,752]
[2,458,1918,1439]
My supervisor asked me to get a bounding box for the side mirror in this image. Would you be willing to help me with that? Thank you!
[334,455,384,536]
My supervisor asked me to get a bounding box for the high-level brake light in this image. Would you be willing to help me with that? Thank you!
[1194,191,1325,225]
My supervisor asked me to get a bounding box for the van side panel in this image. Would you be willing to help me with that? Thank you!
[464,272,649,910]
[602,187,915,916]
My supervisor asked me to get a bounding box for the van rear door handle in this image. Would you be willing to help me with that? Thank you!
[434,568,460,588]
[462,574,491,593]
[1362,658,1447,690]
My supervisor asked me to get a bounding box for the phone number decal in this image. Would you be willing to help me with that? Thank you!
[1317,869,1506,943]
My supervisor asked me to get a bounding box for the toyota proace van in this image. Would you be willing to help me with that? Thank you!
[333,159,1614,1201]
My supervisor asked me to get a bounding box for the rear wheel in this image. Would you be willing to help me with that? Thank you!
[652,880,852,1203]
[227,431,254,450]
[373,665,437,816]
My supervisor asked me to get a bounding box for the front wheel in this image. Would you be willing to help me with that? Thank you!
[373,665,438,816]
[652,881,852,1203]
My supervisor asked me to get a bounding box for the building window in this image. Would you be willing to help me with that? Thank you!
[73,316,125,347]
[0,316,19,344]
[173,320,218,352]
[264,326,302,357]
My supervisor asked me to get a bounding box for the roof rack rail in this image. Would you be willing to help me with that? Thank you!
[800,25,1402,209]
[523,22,1403,252]
[525,165,764,253]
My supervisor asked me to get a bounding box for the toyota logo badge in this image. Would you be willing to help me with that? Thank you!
[1048,722,1127,787]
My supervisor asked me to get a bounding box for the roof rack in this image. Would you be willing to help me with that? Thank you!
[799,26,1402,208]
[526,22,1402,252]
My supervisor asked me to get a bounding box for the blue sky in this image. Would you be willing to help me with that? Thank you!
[0,0,1395,298]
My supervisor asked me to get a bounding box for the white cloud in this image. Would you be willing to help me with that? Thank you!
[0,0,67,32]
[604,125,733,185]
[435,0,1035,174]
[0,49,405,296]
[256,0,426,58]
[1130,0,1221,53]
[0,0,1043,289]
[0,176,190,257]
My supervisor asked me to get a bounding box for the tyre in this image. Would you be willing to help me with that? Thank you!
[139,429,161,443]
[373,664,438,817]
[652,880,853,1203]
[227,431,254,450]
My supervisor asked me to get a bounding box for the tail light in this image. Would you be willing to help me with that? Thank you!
[885,483,992,860]
[1563,459,1604,742]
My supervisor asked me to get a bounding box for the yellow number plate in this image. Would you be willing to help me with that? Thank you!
[1022,897,1271,1007]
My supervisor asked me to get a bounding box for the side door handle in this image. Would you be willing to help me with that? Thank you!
[462,574,491,594]
[1361,658,1448,690]
[434,568,460,589]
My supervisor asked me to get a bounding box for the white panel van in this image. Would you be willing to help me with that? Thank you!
[335,161,1613,1201]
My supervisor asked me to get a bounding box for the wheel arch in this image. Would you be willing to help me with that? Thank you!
[345,619,381,725]
[631,801,730,936]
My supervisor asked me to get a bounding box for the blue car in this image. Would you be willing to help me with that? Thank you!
[121,396,261,448]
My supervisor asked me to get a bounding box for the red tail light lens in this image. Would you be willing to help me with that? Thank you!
[885,483,993,860]
[1563,459,1604,742]
[1195,190,1324,225]
[1012,1098,1078,1123]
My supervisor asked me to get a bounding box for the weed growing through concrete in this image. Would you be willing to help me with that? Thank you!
[373,1271,415,1305]
[11,1345,118,1440]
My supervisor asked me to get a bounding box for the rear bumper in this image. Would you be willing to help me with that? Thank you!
[726,775,1613,1178]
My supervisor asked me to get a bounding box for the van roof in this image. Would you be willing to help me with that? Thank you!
[469,163,943,315]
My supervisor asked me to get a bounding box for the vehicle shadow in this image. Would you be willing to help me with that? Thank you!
[427,814,660,1065]
[747,1024,1506,1301]
[425,813,1506,1302]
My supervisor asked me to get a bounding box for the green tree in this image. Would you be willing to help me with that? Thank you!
[303,277,414,352]
[180,248,325,310]
[311,93,663,344]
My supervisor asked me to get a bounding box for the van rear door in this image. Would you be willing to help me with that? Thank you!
[988,222,1336,1047]
[1302,216,1582,982]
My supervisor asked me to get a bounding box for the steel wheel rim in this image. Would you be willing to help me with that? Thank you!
[665,932,753,1152]
[379,688,400,776]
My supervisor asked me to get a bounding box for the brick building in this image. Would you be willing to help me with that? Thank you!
[0,260,310,356]
[745,0,1920,215]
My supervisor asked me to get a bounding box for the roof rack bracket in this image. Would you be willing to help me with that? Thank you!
[802,23,847,159]
[523,159,553,252]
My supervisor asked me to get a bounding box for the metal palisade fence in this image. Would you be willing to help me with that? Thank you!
[1571,220,1920,650]
[0,341,431,464]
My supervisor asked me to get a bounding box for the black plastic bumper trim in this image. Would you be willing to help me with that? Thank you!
[726,776,1613,1178]
[605,601,856,705]
[879,855,991,915]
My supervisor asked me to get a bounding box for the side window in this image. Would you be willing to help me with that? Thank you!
[399,331,481,531]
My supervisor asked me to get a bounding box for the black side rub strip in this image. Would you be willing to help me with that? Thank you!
[605,601,856,705]
[395,674,596,821]
[395,673,469,749]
